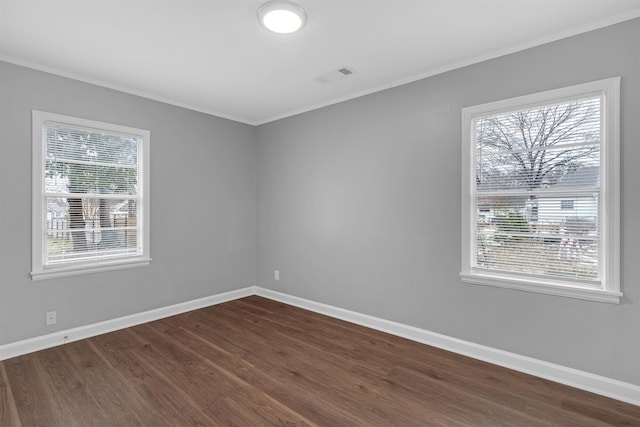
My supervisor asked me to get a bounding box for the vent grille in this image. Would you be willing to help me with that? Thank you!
[314,66,357,84]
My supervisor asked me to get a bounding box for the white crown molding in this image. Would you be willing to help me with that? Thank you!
[0,55,257,126]
[253,9,640,125]
[3,9,639,127]
[1,285,638,406]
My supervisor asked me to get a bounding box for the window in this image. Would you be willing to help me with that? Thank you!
[460,78,620,303]
[32,111,150,280]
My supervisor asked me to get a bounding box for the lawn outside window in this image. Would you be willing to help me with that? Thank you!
[32,111,151,280]
[460,78,621,303]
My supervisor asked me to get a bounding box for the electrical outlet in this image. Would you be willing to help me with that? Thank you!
[46,310,57,326]
[274,270,280,280]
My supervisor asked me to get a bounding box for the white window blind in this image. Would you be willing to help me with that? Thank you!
[32,111,150,279]
[461,78,620,303]
[474,97,601,282]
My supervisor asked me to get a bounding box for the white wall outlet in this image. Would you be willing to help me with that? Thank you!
[274,270,280,280]
[46,310,57,326]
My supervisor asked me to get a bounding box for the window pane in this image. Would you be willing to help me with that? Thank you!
[52,160,138,195]
[475,98,600,152]
[477,149,600,192]
[46,125,138,166]
[45,196,140,264]
[43,120,142,268]
[474,194,599,280]
[472,95,602,283]
[45,125,138,196]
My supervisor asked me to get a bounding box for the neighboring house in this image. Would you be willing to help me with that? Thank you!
[478,166,600,228]
[534,166,599,227]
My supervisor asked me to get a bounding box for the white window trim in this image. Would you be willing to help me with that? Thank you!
[32,111,151,280]
[460,77,621,303]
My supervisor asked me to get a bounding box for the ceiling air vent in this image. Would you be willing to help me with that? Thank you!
[314,66,357,84]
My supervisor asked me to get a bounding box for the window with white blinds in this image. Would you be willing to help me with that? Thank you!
[32,111,150,280]
[460,78,621,303]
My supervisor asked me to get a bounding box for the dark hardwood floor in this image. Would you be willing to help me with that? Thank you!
[1,296,639,426]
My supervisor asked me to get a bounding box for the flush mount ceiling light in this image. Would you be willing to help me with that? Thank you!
[257,0,307,34]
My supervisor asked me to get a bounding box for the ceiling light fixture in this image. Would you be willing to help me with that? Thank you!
[257,0,307,34]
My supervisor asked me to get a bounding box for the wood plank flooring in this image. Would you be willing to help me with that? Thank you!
[1,296,639,426]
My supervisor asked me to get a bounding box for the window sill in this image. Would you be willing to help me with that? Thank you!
[31,257,151,281]
[460,271,621,304]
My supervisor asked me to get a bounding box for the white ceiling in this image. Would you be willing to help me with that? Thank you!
[1,1,639,125]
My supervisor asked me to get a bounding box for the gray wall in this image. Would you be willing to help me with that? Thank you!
[0,62,257,344]
[256,19,640,386]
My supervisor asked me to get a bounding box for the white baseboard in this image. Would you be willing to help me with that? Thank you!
[0,286,256,361]
[1,285,638,407]
[254,287,640,407]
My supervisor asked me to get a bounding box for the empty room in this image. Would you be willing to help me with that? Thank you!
[1,1,640,425]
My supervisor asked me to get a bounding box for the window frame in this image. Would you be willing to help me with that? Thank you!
[32,110,151,280]
[460,78,621,303]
